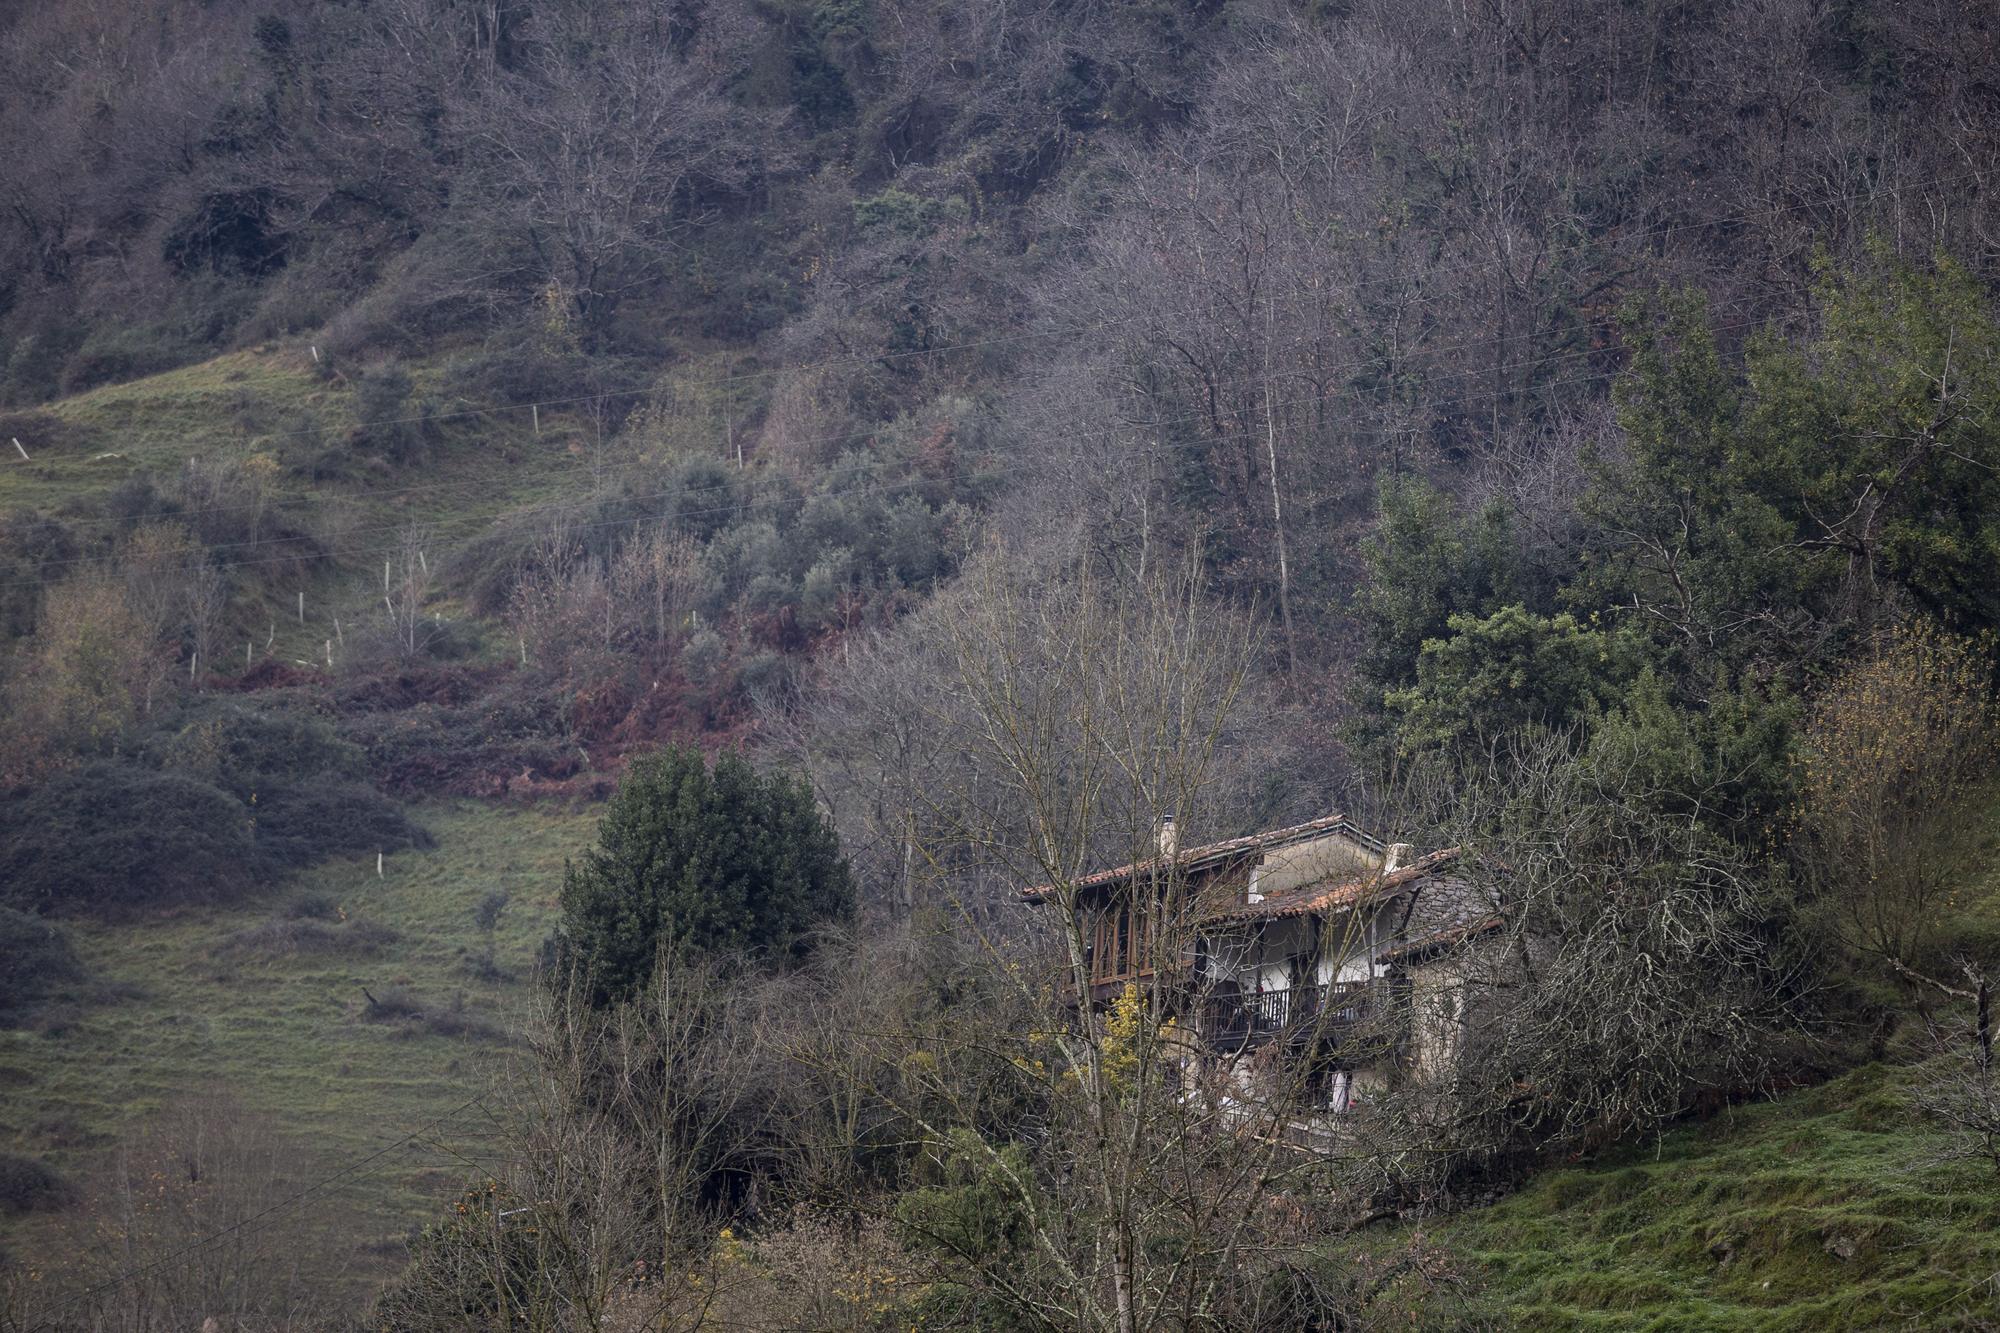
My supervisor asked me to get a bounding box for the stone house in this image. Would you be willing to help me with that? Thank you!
[1024,813,1499,1106]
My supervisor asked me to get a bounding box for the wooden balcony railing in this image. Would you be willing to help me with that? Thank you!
[1198,980,1381,1052]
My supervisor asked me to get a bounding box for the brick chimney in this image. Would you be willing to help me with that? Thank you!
[1158,815,1178,858]
[1384,842,1415,873]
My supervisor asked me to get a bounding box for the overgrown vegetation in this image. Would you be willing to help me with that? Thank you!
[0,703,426,916]
[1398,1064,2000,1330]
[4,0,2000,1327]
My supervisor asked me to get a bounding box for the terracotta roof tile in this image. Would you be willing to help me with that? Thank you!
[1019,813,1379,901]
[1374,911,1504,965]
[1203,848,1460,923]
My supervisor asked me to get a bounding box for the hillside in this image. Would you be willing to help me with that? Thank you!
[0,802,594,1296]
[1389,1066,2000,1330]
[3,2,2000,1328]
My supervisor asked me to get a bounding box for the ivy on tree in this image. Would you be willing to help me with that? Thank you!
[557,746,853,1003]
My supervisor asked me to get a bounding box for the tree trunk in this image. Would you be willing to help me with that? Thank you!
[1263,379,1300,679]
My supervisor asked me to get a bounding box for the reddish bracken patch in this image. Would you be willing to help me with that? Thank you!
[744,603,807,653]
[207,651,763,805]
[335,664,507,712]
[594,675,747,759]
[218,658,327,692]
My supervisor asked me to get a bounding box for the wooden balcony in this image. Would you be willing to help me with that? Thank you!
[1197,980,1383,1054]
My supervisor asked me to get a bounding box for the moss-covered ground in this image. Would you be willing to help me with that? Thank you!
[1380,786,2000,1330]
[1400,1065,1999,1330]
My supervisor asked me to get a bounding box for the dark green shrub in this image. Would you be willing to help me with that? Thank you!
[251,779,430,868]
[0,763,260,913]
[140,702,364,795]
[896,1132,1035,1264]
[0,907,88,1022]
[557,746,853,1003]
[0,736,423,914]
[0,1153,72,1216]
[664,458,743,543]
[736,650,792,698]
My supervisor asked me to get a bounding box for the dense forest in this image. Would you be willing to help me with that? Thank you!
[2,0,1999,1328]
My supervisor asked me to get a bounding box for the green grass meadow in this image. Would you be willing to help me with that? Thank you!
[8,344,595,554]
[0,800,595,1284]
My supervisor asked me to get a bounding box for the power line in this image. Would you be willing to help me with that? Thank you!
[2,357,1611,590]
[27,1094,489,1331]
[8,275,1619,536]
[5,300,1782,590]
[12,164,1977,538]
[0,344,1712,599]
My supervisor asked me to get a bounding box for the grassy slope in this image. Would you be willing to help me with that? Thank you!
[1417,1065,2000,1330]
[12,351,341,505]
[4,345,601,663]
[1389,791,2000,1331]
[0,800,594,1282]
[31,344,578,506]
[0,349,630,1298]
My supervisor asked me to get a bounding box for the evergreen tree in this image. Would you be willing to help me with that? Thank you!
[1583,253,2000,681]
[557,746,853,1004]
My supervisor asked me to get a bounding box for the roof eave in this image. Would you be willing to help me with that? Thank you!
[1019,813,1377,902]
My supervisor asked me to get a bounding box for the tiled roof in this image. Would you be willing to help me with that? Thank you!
[1203,848,1460,923]
[1019,813,1379,901]
[1374,911,1504,965]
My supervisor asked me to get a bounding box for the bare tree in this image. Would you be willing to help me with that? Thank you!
[379,957,775,1332]
[608,525,707,655]
[379,524,440,660]
[459,3,776,347]
[876,554,1391,1332]
[8,1097,345,1333]
[1911,959,2000,1175]
[183,559,228,682]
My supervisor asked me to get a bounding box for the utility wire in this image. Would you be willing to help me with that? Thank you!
[0,346,1718,598]
[3,161,1981,1325]
[27,1093,489,1332]
[4,301,1778,590]
[10,164,1977,537]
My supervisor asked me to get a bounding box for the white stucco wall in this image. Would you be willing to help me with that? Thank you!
[1202,905,1394,993]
